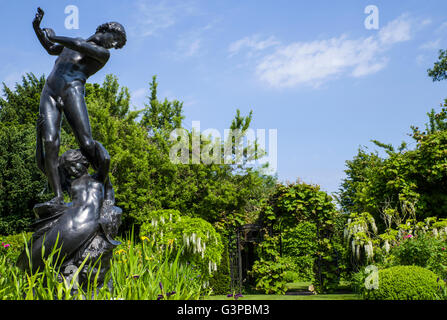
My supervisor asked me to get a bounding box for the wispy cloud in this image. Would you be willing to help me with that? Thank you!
[230,14,414,88]
[131,0,199,38]
[228,35,280,57]
[436,21,447,34]
[1,70,30,89]
[169,21,218,59]
[419,39,441,50]
[378,15,412,45]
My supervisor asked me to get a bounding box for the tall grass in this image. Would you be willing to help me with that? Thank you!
[0,231,208,300]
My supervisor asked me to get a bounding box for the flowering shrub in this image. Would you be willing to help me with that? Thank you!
[0,233,31,261]
[391,232,447,278]
[343,213,447,277]
[139,209,224,284]
[344,212,378,264]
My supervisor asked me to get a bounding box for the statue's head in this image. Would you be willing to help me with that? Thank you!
[92,22,127,49]
[60,149,89,178]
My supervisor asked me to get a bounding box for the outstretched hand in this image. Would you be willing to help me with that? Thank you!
[33,7,44,30]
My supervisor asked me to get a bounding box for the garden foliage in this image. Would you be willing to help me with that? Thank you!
[5,54,447,300]
[0,232,207,300]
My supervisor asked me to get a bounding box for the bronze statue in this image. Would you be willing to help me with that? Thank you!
[32,7,125,205]
[17,7,126,290]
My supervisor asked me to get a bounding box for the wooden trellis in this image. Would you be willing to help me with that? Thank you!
[228,224,263,293]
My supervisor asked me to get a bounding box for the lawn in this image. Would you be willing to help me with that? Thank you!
[206,281,361,300]
[206,293,361,300]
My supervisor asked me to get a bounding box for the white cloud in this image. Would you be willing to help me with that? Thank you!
[175,32,203,58]
[169,20,219,59]
[2,70,30,89]
[228,35,280,57]
[436,21,447,33]
[378,15,412,45]
[132,0,199,37]
[231,15,414,88]
[419,39,441,50]
[416,54,427,66]
[185,39,201,56]
[256,35,391,88]
[420,19,432,27]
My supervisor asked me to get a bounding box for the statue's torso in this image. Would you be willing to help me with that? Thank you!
[69,175,104,225]
[46,45,106,96]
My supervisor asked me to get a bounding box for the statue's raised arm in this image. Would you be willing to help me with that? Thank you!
[32,7,63,56]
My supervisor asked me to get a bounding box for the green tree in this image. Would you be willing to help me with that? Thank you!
[428,49,447,82]
[0,73,45,125]
[0,125,50,234]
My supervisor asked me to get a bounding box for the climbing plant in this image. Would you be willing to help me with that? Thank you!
[258,181,344,293]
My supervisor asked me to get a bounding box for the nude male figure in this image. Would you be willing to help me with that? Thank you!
[32,7,126,204]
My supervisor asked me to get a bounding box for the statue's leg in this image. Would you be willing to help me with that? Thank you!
[62,85,98,168]
[39,87,63,201]
[63,85,115,202]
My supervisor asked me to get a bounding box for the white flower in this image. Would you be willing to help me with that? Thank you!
[383,240,390,254]
[343,228,349,239]
[365,241,374,259]
[433,228,439,237]
[370,220,378,234]
[355,244,360,260]
[197,237,202,252]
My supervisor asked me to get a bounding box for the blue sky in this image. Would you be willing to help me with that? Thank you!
[2,0,447,195]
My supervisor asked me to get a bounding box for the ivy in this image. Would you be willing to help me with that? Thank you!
[257,181,343,293]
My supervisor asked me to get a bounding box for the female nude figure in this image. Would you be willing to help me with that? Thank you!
[32,7,126,205]
[17,143,121,277]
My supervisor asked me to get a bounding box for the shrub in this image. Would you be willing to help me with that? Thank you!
[283,270,300,283]
[364,265,445,300]
[249,256,293,294]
